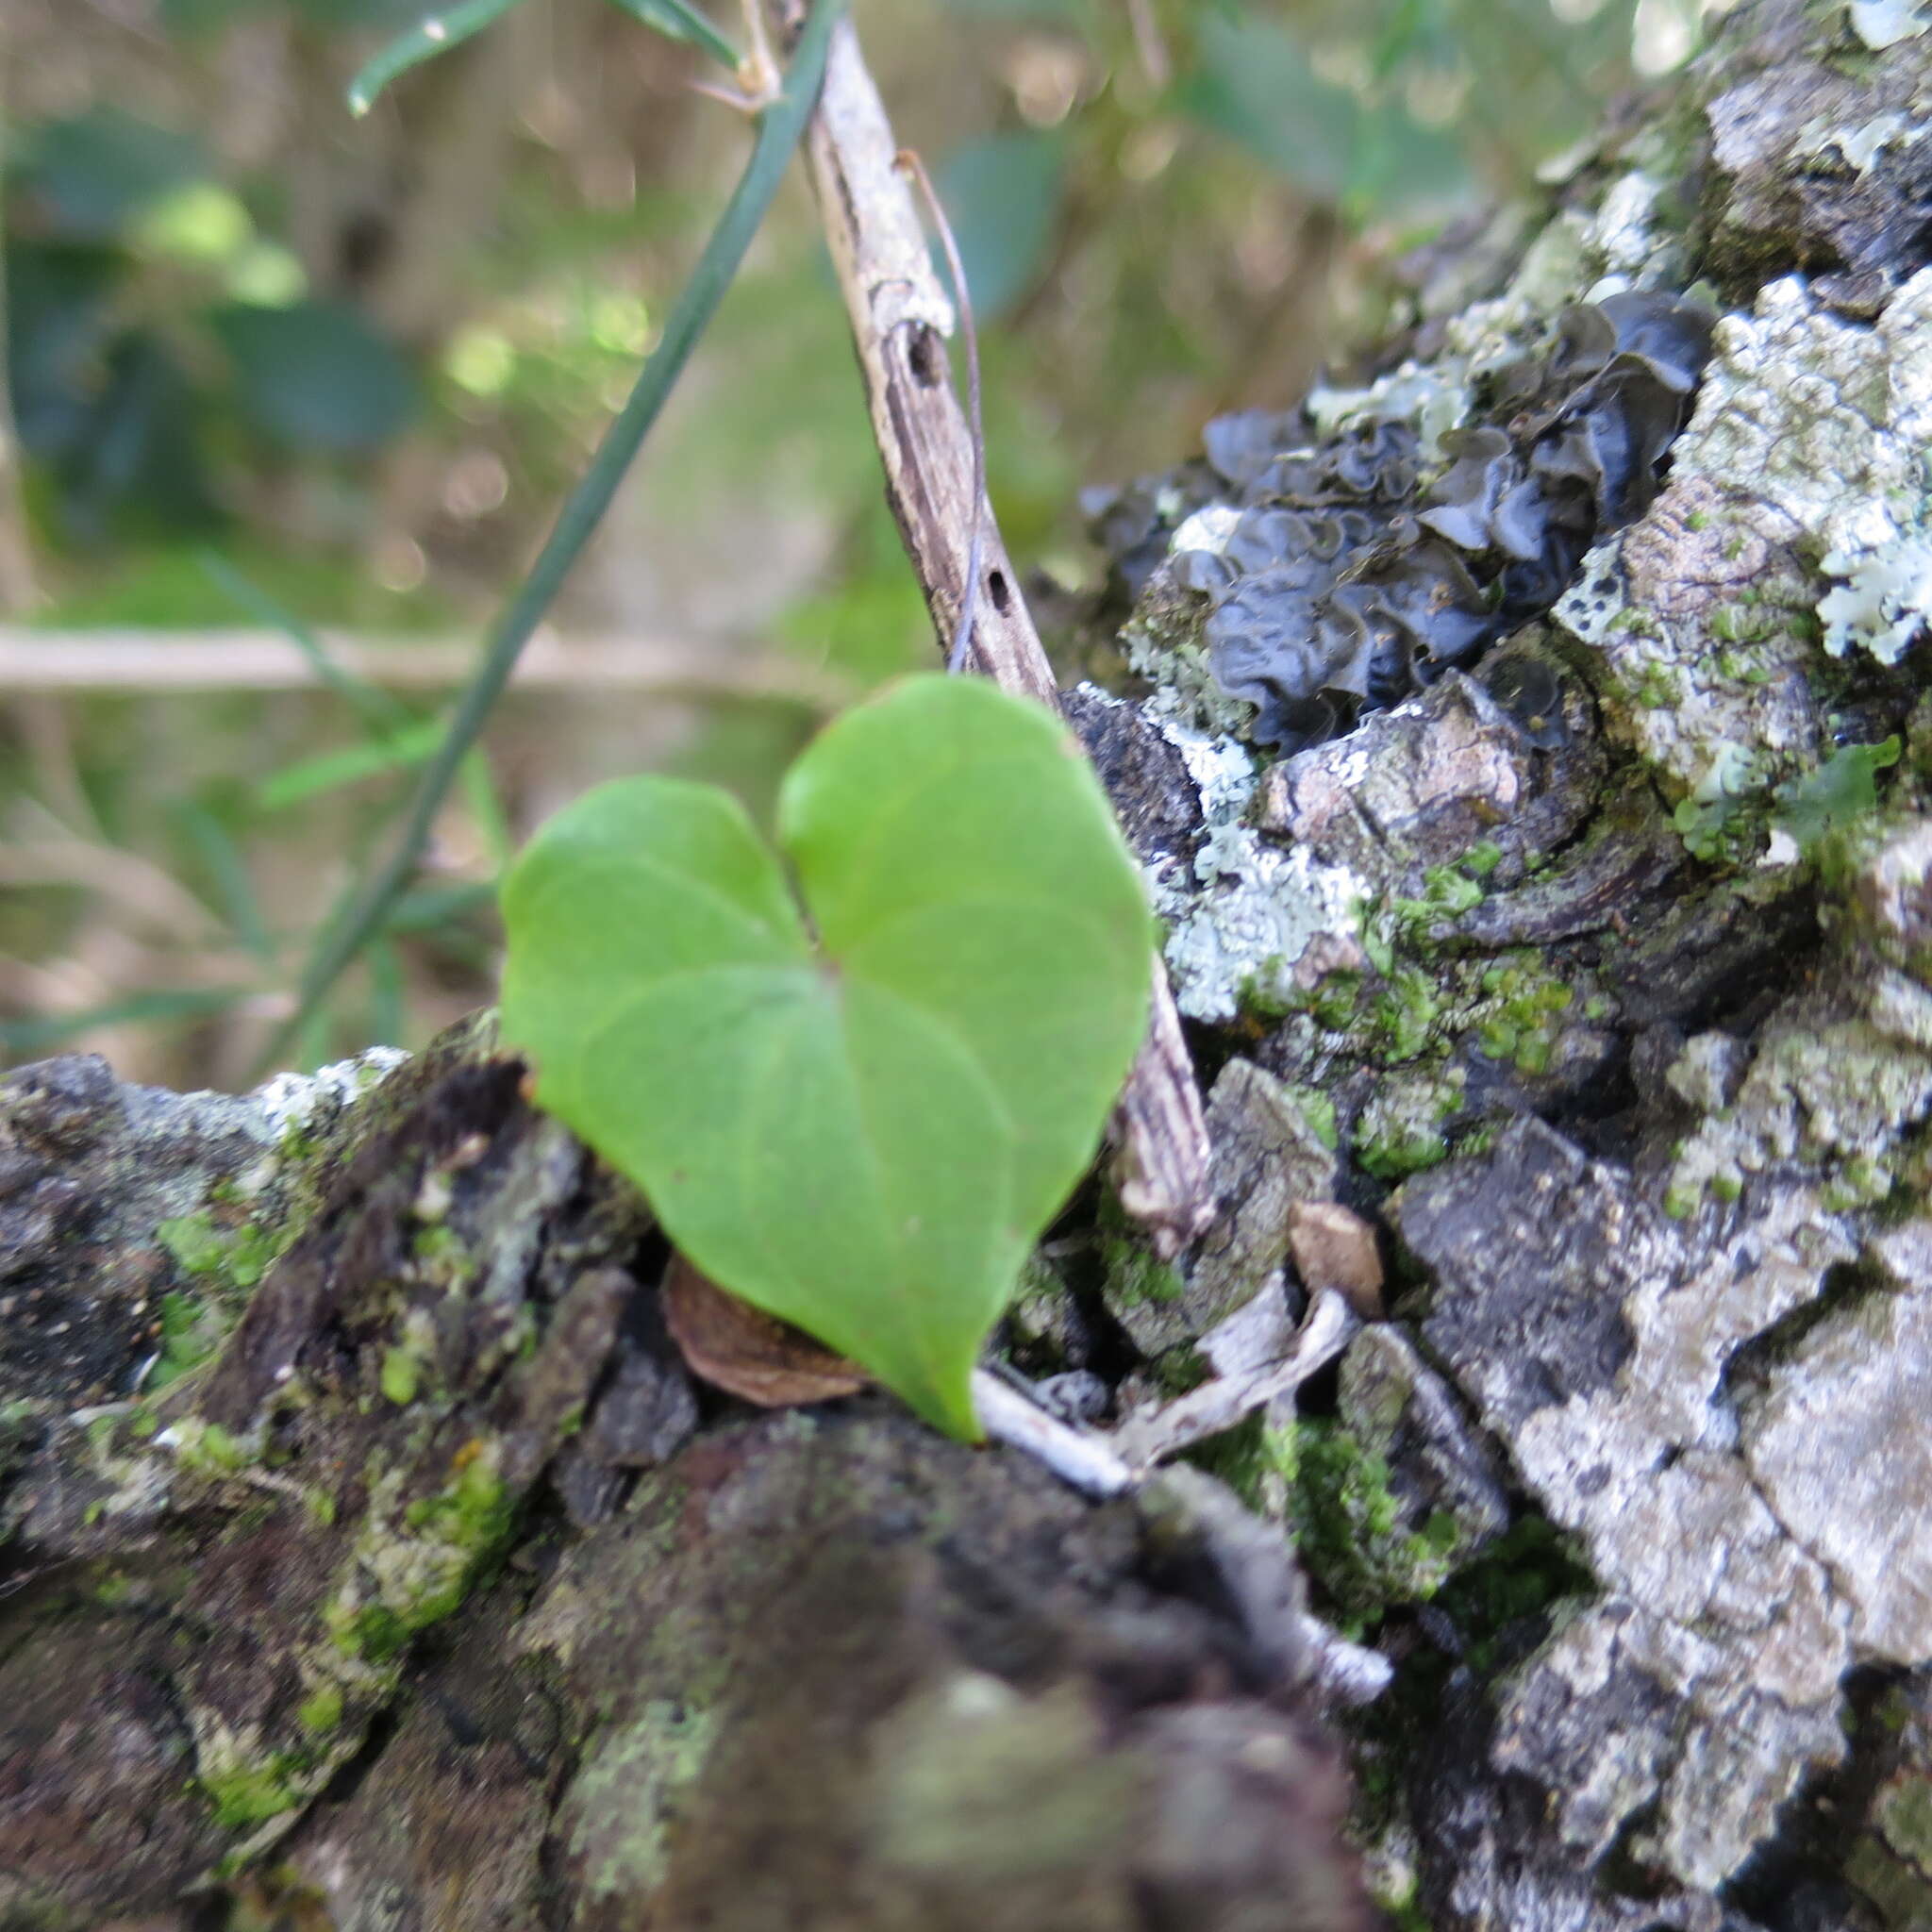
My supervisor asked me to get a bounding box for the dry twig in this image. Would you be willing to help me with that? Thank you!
[773,2,1214,1255]
[0,629,858,707]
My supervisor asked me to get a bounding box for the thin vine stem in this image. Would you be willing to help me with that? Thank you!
[255,0,842,1078]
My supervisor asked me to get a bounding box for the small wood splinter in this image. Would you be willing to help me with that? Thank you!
[894,147,988,675]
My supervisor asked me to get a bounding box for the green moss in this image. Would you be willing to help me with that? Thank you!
[157,1208,275,1291]
[1288,1421,1464,1619]
[1100,1191,1187,1307]
[1372,967,1445,1063]
[1354,1070,1464,1181]
[203,1757,302,1831]
[1387,1892,1432,1932]
[1284,1083,1341,1153]
[1473,956,1574,1074]
[330,1601,409,1663]
[410,1222,475,1285]
[379,1346,421,1407]
[1874,1766,1932,1869]
[148,1290,224,1391]
[1392,859,1485,932]
[296,1687,343,1735]
[1629,660,1683,708]
[327,1445,517,1660]
[1304,969,1364,1033]
[1823,1154,1895,1211]
[1146,1344,1211,1397]
[92,1570,135,1607]
[1428,1516,1594,1674]
[173,1419,253,1477]
[150,1205,285,1391]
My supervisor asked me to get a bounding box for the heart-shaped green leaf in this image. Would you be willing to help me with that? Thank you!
[499,675,1152,1438]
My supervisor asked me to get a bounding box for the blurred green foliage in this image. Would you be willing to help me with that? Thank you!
[1,0,1688,1077]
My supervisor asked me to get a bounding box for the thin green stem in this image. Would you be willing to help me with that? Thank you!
[603,0,742,70]
[256,0,842,1079]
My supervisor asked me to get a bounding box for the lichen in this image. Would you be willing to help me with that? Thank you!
[1158,292,1714,754]
[1132,708,1368,1024]
[1665,1013,1932,1215]
[1848,0,1932,51]
[323,1439,514,1658]
[1822,533,1932,665]
[1547,269,1932,823]
[568,1703,725,1901]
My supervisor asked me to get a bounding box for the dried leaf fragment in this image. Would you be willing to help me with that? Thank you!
[662,1252,871,1408]
[1286,1201,1384,1319]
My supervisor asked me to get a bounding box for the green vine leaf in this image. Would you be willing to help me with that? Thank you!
[500,675,1152,1438]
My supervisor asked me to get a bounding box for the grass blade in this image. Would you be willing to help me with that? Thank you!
[460,747,514,873]
[348,0,528,118]
[257,0,844,1079]
[199,551,413,737]
[172,801,274,964]
[1,988,246,1059]
[366,938,406,1048]
[258,720,445,811]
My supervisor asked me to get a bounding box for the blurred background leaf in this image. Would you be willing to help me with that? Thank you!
[212,300,420,452]
[937,130,1067,320]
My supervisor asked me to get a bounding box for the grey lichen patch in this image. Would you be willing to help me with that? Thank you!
[862,1673,1139,1885]
[1131,708,1367,1024]
[1392,1115,1907,1890]
[0,1050,396,1415]
[566,1702,724,1902]
[1665,1006,1932,1216]
[1555,269,1932,811]
[1740,1238,1932,1662]
[1800,108,1925,176]
[1822,530,1932,665]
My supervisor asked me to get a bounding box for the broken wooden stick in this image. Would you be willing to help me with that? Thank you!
[774,3,1214,1255]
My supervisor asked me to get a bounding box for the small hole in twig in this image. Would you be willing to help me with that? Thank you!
[907,326,943,388]
[987,569,1011,614]
[896,145,988,675]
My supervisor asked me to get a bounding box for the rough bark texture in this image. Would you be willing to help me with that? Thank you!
[8,4,1932,1928]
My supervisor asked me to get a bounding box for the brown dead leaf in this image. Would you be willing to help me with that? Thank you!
[661,1252,871,1408]
[1286,1201,1385,1319]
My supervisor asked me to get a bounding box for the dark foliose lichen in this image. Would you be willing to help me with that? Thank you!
[1093,291,1714,754]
